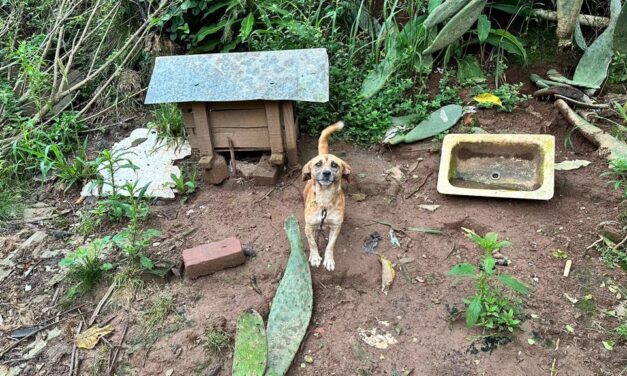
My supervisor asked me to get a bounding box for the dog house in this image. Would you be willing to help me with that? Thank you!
[144,48,329,183]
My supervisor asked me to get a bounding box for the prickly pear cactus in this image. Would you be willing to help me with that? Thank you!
[424,0,470,28]
[384,104,463,145]
[265,215,313,376]
[232,309,267,376]
[423,0,487,54]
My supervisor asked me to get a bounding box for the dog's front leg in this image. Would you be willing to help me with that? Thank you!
[305,223,322,267]
[323,224,341,271]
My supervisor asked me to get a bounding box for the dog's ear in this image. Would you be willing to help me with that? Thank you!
[302,161,312,181]
[341,161,353,183]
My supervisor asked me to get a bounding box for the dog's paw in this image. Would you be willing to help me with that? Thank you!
[309,254,322,267]
[323,258,335,271]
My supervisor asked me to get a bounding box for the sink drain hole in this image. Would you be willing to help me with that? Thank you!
[491,172,501,180]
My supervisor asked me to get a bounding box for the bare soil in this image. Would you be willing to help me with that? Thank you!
[1,77,626,376]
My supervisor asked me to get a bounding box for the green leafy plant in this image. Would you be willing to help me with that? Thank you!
[59,237,113,298]
[615,322,627,339]
[596,236,627,271]
[601,157,627,198]
[450,229,529,332]
[170,168,197,202]
[608,52,627,85]
[112,183,158,270]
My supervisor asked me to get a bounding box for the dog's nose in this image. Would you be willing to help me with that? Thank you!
[322,170,332,177]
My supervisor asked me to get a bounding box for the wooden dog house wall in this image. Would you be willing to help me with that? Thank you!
[144,48,329,171]
[179,100,298,167]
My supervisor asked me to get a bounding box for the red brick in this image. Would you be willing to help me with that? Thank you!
[183,237,245,279]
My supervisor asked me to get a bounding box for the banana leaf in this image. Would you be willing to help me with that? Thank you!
[265,215,313,376]
[233,310,267,376]
[573,0,623,91]
[574,21,587,51]
[383,104,463,144]
[423,0,487,55]
[547,69,599,89]
[483,29,527,65]
[424,0,470,28]
[456,55,485,84]
[360,25,400,98]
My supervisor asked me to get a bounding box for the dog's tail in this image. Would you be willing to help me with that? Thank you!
[318,121,344,155]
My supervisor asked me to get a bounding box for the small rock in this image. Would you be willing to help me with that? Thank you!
[262,213,272,219]
[399,257,415,264]
[415,277,425,283]
[304,355,314,364]
[39,249,65,259]
[206,362,221,376]
[243,246,256,258]
[25,285,31,292]
[52,230,72,240]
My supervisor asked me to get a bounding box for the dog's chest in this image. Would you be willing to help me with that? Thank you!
[308,207,342,226]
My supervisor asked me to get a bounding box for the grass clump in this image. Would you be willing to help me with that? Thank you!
[148,103,186,144]
[204,327,231,355]
[449,229,529,332]
[59,237,113,298]
[145,291,177,330]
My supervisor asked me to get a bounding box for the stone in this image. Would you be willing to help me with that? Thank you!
[253,154,280,186]
[23,205,54,220]
[183,237,245,279]
[18,231,47,253]
[236,161,257,179]
[204,154,228,185]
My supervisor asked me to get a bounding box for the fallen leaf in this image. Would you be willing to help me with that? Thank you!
[357,327,398,349]
[566,324,575,333]
[384,166,404,182]
[379,254,396,294]
[418,204,440,212]
[75,325,114,349]
[530,313,539,319]
[564,293,579,304]
[527,338,536,345]
[552,249,568,259]
[351,193,367,202]
[473,93,503,106]
[26,328,61,359]
[555,160,591,171]
[304,355,314,363]
[602,340,615,350]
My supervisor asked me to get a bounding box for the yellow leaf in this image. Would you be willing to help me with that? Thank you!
[75,325,114,349]
[379,254,396,294]
[473,93,503,106]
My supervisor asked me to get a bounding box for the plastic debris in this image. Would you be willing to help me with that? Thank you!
[418,204,440,212]
[363,232,383,254]
[555,160,591,170]
[388,229,401,248]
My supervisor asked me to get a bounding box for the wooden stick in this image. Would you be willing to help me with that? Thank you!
[532,9,610,28]
[68,321,83,376]
[404,171,434,199]
[555,99,627,160]
[89,283,116,326]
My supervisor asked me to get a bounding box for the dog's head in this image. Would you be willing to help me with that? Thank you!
[302,154,352,186]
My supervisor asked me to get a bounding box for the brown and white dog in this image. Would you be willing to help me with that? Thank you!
[302,121,351,271]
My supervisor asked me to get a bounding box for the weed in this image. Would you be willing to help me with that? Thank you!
[0,187,23,222]
[449,229,529,332]
[145,291,177,330]
[170,167,197,202]
[148,103,186,145]
[601,157,627,198]
[596,236,627,271]
[472,83,528,112]
[615,322,627,339]
[204,328,231,354]
[608,52,627,85]
[59,237,113,298]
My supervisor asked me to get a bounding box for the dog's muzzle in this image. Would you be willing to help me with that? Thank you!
[316,170,335,185]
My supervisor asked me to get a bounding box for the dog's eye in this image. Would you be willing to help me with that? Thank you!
[330,162,338,168]
[315,161,323,167]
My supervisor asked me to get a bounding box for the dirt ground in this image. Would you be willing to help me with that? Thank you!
[1,71,627,376]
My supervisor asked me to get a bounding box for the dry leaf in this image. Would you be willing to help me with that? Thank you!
[473,93,503,106]
[351,193,367,202]
[357,327,398,349]
[379,254,396,294]
[384,166,404,182]
[75,325,114,349]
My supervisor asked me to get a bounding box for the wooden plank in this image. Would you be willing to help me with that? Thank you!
[209,108,267,129]
[265,101,284,166]
[281,101,299,167]
[209,100,266,111]
[190,102,214,156]
[212,128,270,149]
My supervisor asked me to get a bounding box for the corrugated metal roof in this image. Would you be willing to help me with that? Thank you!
[145,48,328,104]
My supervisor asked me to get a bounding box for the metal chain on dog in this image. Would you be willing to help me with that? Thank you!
[316,208,327,244]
